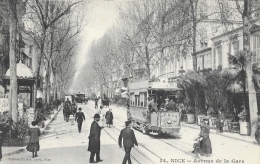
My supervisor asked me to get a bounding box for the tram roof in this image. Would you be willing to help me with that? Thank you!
[129,80,182,92]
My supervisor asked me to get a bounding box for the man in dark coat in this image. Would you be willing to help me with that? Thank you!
[167,99,176,111]
[217,110,224,134]
[88,114,103,163]
[148,97,158,112]
[147,97,158,123]
[75,107,85,133]
[118,120,138,164]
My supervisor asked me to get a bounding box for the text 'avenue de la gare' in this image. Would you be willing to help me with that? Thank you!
[160,158,245,163]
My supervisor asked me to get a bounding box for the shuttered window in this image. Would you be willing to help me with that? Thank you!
[213,48,216,69]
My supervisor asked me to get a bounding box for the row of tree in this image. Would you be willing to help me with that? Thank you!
[80,0,259,136]
[0,0,86,125]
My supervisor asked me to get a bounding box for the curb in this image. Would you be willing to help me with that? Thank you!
[40,104,63,134]
[3,148,26,156]
[181,123,257,145]
[3,104,63,156]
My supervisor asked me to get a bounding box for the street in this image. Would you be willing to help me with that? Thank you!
[2,101,259,164]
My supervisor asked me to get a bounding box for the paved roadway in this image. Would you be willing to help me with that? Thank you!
[2,102,260,164]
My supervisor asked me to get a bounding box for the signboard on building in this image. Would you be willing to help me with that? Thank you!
[27,108,35,125]
[18,102,23,118]
[0,98,9,113]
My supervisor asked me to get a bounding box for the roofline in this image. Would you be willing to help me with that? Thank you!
[193,47,212,56]
[211,26,244,40]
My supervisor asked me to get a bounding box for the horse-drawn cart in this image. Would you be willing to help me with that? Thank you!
[102,99,110,108]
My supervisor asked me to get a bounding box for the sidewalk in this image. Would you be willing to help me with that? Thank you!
[181,122,258,145]
[2,104,63,156]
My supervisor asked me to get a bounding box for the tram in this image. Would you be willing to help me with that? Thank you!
[129,78,182,134]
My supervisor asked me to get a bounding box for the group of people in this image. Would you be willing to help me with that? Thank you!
[148,97,178,113]
[24,96,222,162]
[96,106,113,128]
[63,98,78,121]
[88,112,138,164]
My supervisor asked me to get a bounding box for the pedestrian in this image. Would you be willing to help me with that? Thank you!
[147,97,158,123]
[198,116,212,157]
[118,120,138,164]
[88,114,103,163]
[167,99,176,111]
[27,121,41,158]
[217,110,224,134]
[95,98,99,109]
[64,98,72,121]
[127,105,131,121]
[75,107,85,133]
[0,131,3,161]
[99,106,106,127]
[105,108,113,128]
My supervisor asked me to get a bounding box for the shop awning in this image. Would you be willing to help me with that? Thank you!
[5,60,34,78]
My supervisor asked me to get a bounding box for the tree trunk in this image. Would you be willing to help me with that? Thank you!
[191,0,198,71]
[242,0,258,136]
[8,0,18,124]
[145,45,151,79]
[192,22,197,71]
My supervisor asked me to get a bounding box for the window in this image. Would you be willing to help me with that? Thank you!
[198,28,208,48]
[197,1,208,19]
[218,46,222,66]
[144,92,147,107]
[213,48,216,69]
[232,40,239,55]
[0,16,2,27]
[204,53,212,69]
[252,35,260,63]
[130,94,135,106]
[197,55,203,70]
[135,95,140,106]
[140,93,144,107]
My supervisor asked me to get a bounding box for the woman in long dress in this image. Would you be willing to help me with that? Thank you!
[105,108,113,128]
[199,116,212,157]
[27,121,41,158]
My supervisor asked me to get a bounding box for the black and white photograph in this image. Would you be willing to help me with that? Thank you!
[0,0,260,163]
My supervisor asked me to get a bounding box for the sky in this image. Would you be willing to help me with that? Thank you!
[70,0,123,92]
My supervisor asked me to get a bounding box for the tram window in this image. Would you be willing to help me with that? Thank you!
[140,93,144,107]
[144,92,147,107]
[134,95,140,106]
[130,94,135,106]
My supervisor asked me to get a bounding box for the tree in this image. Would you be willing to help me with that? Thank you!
[22,0,84,107]
[7,0,19,126]
[234,0,259,136]
[177,71,207,117]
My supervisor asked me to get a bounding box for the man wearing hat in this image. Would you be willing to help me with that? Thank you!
[75,107,85,133]
[118,120,138,164]
[88,114,103,163]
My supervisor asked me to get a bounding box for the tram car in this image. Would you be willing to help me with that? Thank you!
[129,78,182,135]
